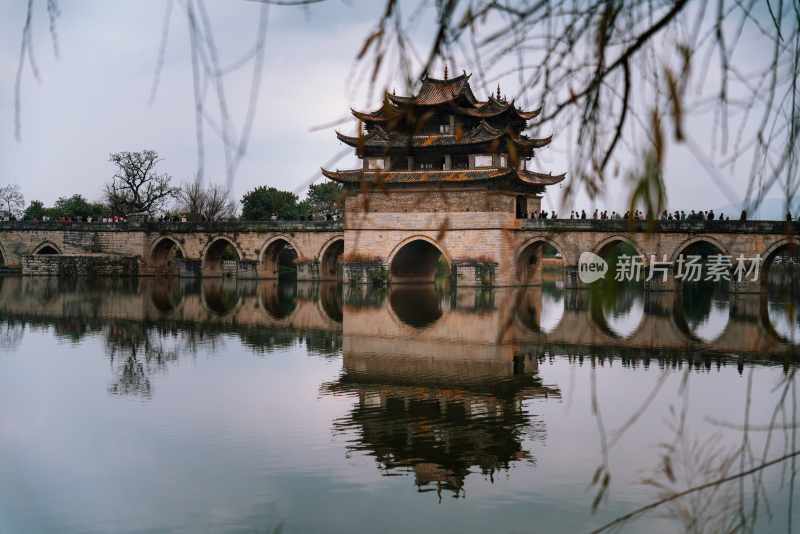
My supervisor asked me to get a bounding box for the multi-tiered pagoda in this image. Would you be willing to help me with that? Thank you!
[322,70,564,218]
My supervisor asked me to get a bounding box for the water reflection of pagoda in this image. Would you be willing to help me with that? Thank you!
[322,351,560,497]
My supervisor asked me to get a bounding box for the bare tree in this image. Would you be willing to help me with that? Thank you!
[0,184,25,218]
[202,183,236,221]
[105,150,177,216]
[177,180,236,222]
[177,180,205,222]
[351,1,799,215]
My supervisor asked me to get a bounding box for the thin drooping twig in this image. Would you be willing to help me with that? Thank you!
[591,449,800,533]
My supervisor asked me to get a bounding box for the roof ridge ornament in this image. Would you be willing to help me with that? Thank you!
[444,64,448,80]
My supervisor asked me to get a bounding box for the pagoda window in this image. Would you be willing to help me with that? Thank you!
[515,195,527,219]
[499,154,508,168]
[474,154,493,168]
[366,158,385,170]
[452,154,469,169]
[415,154,445,170]
[390,156,409,171]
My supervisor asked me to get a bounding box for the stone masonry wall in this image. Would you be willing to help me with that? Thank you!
[22,255,139,277]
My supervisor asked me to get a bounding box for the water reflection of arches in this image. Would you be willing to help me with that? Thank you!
[0,243,6,267]
[201,279,244,317]
[202,237,242,277]
[762,238,800,289]
[150,278,185,314]
[259,281,297,320]
[590,285,645,339]
[389,237,449,283]
[765,292,800,343]
[260,236,298,279]
[319,238,344,281]
[319,283,343,323]
[515,286,565,334]
[672,283,730,343]
[389,287,443,328]
[32,241,61,255]
[150,236,185,276]
[516,238,564,285]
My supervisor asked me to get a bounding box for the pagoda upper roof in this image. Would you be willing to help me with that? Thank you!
[336,121,552,149]
[351,72,539,122]
[320,167,566,187]
[387,72,478,107]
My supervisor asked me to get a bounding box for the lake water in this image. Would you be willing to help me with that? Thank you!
[0,276,798,533]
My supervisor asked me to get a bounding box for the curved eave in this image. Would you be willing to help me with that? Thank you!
[335,130,362,147]
[456,101,541,121]
[515,169,566,186]
[351,109,388,123]
[321,168,360,183]
[514,134,553,149]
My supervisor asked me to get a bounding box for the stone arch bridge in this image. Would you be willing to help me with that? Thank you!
[0,218,797,289]
[0,221,344,281]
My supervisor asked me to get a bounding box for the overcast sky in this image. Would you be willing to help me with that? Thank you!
[0,1,786,216]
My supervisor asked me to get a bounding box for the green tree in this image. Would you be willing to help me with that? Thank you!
[306,181,343,220]
[23,200,47,220]
[53,195,107,219]
[240,186,304,220]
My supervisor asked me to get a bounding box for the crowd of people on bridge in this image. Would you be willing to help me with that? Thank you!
[529,208,798,222]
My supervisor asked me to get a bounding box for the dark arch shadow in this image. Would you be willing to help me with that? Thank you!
[390,239,448,283]
[516,240,563,285]
[34,243,60,255]
[321,239,344,281]
[151,237,184,276]
[763,241,800,292]
[261,239,298,280]
[389,286,443,328]
[204,238,241,277]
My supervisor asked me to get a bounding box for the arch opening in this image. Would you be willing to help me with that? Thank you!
[35,243,60,255]
[763,241,800,292]
[261,239,298,280]
[390,239,448,284]
[204,238,240,277]
[517,240,563,285]
[673,240,729,286]
[321,239,344,281]
[590,240,645,320]
[151,238,184,276]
